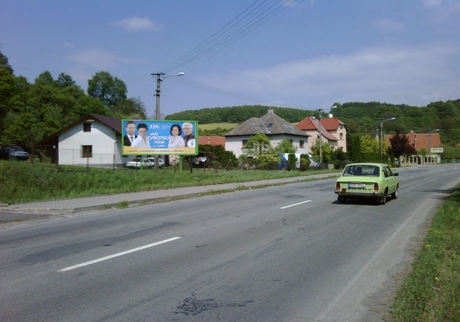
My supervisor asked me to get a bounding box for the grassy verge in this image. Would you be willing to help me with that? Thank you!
[0,161,334,204]
[388,185,460,321]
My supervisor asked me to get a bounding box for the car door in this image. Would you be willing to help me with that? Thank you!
[383,166,397,193]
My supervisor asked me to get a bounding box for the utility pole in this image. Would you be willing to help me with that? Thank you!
[378,117,396,159]
[152,72,165,120]
[428,128,439,163]
[151,72,185,171]
[151,72,165,171]
[318,109,323,166]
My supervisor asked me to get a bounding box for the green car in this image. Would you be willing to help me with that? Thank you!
[335,163,399,205]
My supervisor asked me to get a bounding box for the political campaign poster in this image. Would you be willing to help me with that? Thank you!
[122,120,198,156]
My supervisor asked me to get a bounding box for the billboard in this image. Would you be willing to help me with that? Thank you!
[122,120,198,156]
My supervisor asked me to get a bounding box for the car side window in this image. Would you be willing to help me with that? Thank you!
[383,167,390,178]
[386,167,394,177]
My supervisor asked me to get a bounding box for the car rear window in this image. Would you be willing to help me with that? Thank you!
[343,165,380,176]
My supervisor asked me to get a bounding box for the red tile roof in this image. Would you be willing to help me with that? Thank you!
[296,117,345,131]
[198,136,226,146]
[384,132,441,151]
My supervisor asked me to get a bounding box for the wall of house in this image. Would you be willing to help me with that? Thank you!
[331,124,347,152]
[225,135,309,158]
[59,121,119,166]
[304,127,347,153]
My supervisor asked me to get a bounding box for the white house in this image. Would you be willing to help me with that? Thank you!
[38,114,124,167]
[224,108,310,158]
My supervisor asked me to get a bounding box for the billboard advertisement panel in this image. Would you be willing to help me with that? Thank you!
[122,120,198,156]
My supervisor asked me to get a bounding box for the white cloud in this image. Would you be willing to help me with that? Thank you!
[372,19,405,33]
[68,48,136,70]
[110,17,163,32]
[421,0,460,19]
[421,0,443,7]
[215,43,460,108]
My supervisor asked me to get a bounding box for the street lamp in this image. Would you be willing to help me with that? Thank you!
[428,128,439,163]
[151,71,185,170]
[378,117,396,158]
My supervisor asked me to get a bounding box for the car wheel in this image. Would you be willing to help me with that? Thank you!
[337,196,347,204]
[391,188,398,200]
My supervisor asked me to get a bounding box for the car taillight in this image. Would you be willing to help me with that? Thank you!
[374,183,379,191]
[336,182,341,190]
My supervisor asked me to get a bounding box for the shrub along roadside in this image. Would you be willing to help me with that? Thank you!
[0,161,333,204]
[388,185,460,321]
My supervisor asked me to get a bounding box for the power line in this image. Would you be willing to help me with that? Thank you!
[158,0,303,74]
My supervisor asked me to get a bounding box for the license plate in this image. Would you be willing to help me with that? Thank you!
[348,183,365,188]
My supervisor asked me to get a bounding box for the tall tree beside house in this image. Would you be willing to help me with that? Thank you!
[348,134,363,162]
[272,138,296,154]
[311,141,334,163]
[56,72,76,88]
[0,51,15,132]
[387,132,416,159]
[243,133,271,156]
[360,135,380,154]
[87,71,127,109]
[111,97,147,119]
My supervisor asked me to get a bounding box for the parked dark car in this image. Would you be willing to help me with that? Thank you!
[0,145,29,161]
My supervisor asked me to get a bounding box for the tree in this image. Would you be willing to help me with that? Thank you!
[111,97,147,119]
[0,52,16,128]
[387,132,416,159]
[87,71,127,109]
[311,141,334,162]
[272,138,296,154]
[348,134,362,162]
[360,135,380,154]
[243,133,271,156]
[256,153,280,170]
[56,73,76,88]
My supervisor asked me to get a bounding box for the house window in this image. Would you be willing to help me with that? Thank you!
[290,139,293,144]
[340,133,343,140]
[242,140,248,148]
[82,145,92,158]
[83,122,91,132]
[300,140,305,148]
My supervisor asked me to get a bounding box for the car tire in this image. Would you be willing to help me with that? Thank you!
[391,188,398,200]
[337,196,347,204]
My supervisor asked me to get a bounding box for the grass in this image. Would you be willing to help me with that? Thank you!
[0,160,331,204]
[197,123,238,131]
[388,185,460,321]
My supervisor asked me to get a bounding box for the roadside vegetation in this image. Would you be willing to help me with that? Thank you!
[0,161,333,204]
[388,185,460,321]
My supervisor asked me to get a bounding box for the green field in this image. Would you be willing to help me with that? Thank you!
[197,123,238,131]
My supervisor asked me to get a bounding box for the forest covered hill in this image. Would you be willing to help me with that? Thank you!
[166,100,460,147]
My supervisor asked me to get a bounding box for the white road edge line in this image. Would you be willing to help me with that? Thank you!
[58,237,181,272]
[280,200,312,209]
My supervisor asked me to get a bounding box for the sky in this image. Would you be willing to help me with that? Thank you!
[1,0,459,118]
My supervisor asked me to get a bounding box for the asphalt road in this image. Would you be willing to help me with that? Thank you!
[1,164,459,321]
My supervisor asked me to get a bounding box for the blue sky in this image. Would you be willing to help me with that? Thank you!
[1,0,459,118]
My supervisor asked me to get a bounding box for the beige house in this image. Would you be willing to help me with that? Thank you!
[224,108,310,158]
[295,116,347,152]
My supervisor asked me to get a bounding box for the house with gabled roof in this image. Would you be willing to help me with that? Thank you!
[223,107,310,158]
[295,116,347,152]
[38,113,125,166]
